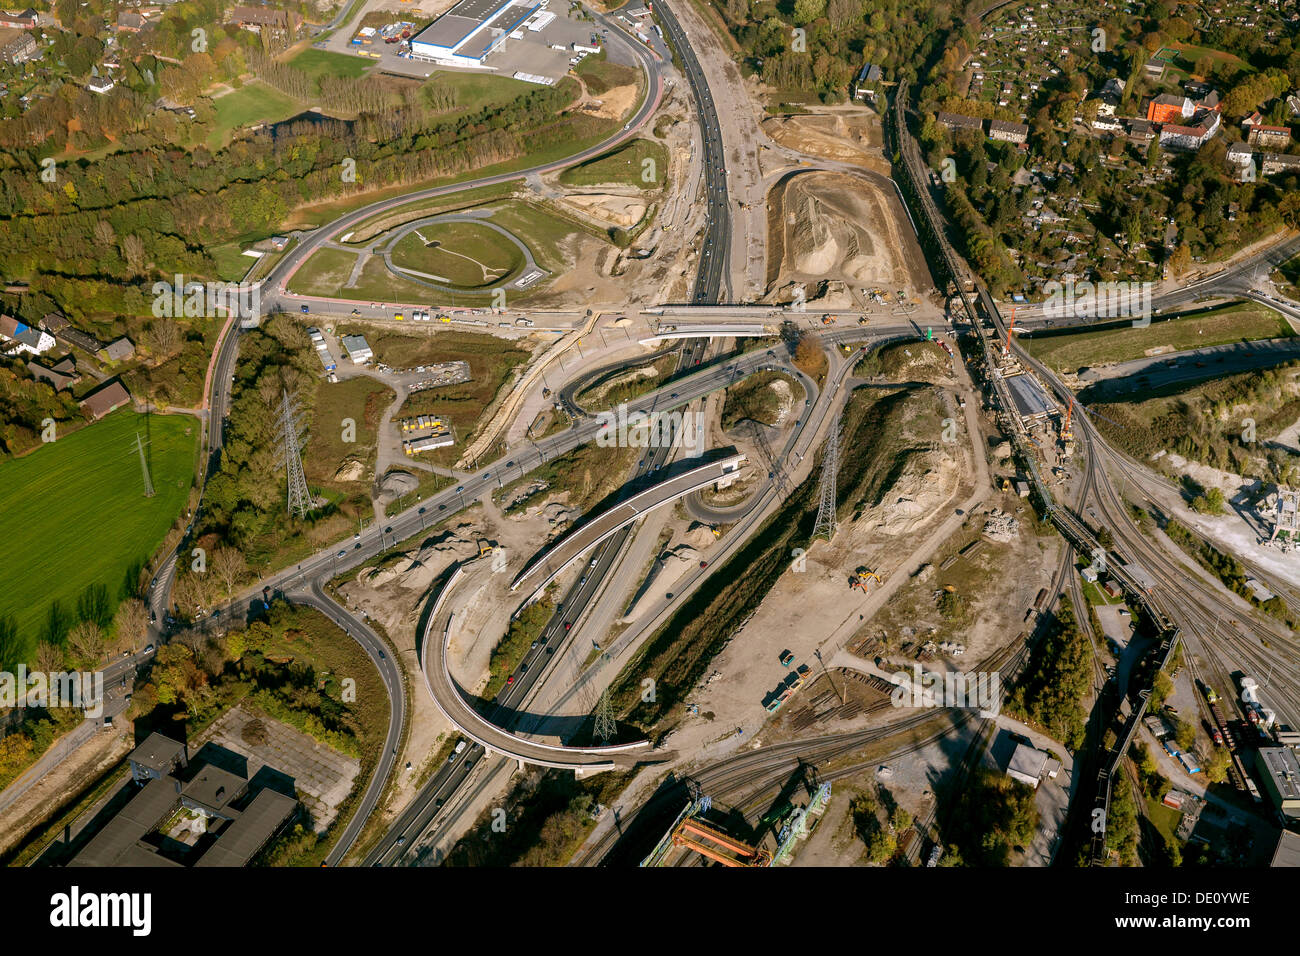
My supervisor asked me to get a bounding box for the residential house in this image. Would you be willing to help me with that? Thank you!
[87,72,114,95]
[854,62,882,102]
[988,119,1030,144]
[227,5,300,37]
[1126,118,1157,143]
[937,111,984,134]
[0,314,55,355]
[1248,125,1291,149]
[1262,152,1300,176]
[0,29,36,64]
[1147,93,1193,124]
[100,336,135,362]
[0,8,38,28]
[1159,111,1220,151]
[1097,77,1125,116]
[79,379,132,420]
[28,355,80,391]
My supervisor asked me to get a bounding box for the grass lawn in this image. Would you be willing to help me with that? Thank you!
[0,409,197,659]
[1024,302,1294,371]
[425,71,534,115]
[208,81,305,150]
[389,221,524,288]
[288,47,374,82]
[575,51,640,96]
[304,376,394,495]
[485,200,609,273]
[558,138,668,189]
[286,247,361,297]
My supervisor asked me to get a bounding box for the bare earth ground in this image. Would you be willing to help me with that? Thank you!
[765,170,932,308]
[0,728,132,859]
[761,108,887,173]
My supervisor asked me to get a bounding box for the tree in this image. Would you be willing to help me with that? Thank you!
[67,620,107,667]
[113,598,149,653]
[145,318,183,359]
[212,546,247,599]
[35,641,65,673]
[793,0,826,24]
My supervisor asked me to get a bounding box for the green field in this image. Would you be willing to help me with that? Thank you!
[0,410,197,659]
[558,138,668,189]
[389,221,525,289]
[1024,302,1294,371]
[288,47,374,82]
[208,81,306,150]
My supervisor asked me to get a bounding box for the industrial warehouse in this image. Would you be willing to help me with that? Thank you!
[408,0,546,67]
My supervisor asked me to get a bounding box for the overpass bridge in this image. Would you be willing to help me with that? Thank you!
[420,565,660,773]
[643,322,769,343]
[511,454,748,599]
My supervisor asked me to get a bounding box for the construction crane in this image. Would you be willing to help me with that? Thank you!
[1062,396,1074,440]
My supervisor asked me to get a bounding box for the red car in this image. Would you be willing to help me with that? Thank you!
[507,675,515,685]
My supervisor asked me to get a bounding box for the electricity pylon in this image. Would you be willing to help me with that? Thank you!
[593,687,617,744]
[276,389,311,520]
[811,411,840,541]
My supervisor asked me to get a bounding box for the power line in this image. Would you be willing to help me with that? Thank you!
[134,432,154,498]
[593,687,617,744]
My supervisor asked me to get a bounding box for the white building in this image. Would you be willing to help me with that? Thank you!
[408,0,543,67]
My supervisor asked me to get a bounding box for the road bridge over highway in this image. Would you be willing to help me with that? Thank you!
[511,454,748,598]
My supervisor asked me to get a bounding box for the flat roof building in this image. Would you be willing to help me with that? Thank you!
[409,0,542,67]
[68,736,297,868]
[1257,747,1300,817]
[1007,742,1048,789]
[340,334,373,364]
[1004,372,1053,422]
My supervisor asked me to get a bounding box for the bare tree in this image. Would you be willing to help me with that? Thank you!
[93,219,116,248]
[145,317,183,359]
[113,597,149,653]
[212,547,247,599]
[35,641,65,673]
[120,234,146,277]
[67,620,107,667]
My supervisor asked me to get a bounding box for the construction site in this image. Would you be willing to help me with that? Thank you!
[640,784,833,867]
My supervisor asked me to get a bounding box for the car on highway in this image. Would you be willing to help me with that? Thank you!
[700,560,708,568]
[418,507,425,514]
[507,460,514,467]
[456,485,464,492]
[144,644,155,653]
[337,550,347,558]
[564,622,572,630]
[438,504,446,510]
[301,304,310,313]
[507,675,515,685]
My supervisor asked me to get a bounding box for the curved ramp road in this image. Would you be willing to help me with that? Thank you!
[420,567,655,771]
[511,453,748,597]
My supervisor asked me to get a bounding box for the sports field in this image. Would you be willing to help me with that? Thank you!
[1024,302,1294,371]
[0,409,197,659]
[389,221,525,289]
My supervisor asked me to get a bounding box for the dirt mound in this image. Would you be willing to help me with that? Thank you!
[761,111,883,168]
[766,171,929,301]
[561,193,648,227]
